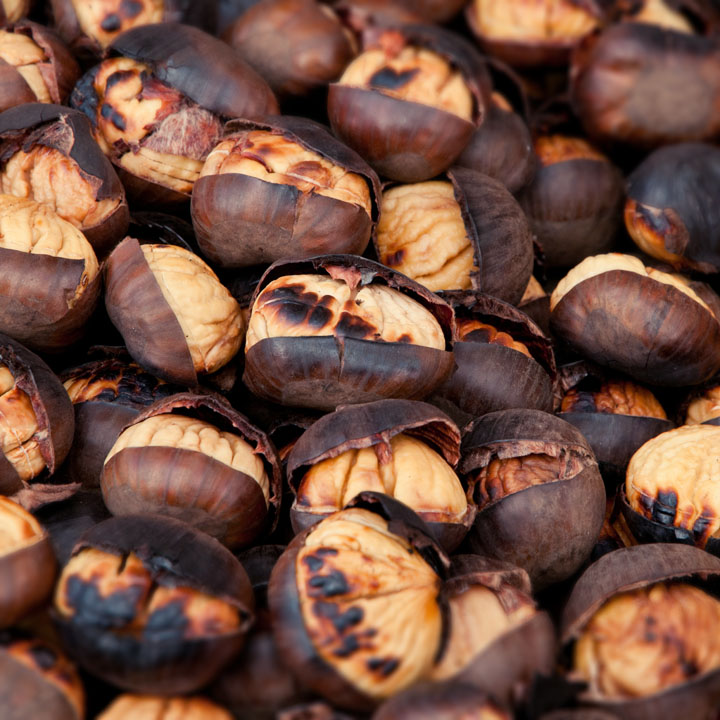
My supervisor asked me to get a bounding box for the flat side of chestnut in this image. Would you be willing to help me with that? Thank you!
[114,164,193,207]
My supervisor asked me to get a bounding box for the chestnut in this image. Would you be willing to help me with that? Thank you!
[375,168,533,303]
[328,25,489,182]
[332,0,422,32]
[561,543,720,719]
[518,135,623,268]
[0,103,129,259]
[550,253,720,386]
[242,254,455,410]
[100,391,282,548]
[0,0,28,24]
[682,381,720,426]
[277,703,357,720]
[619,0,696,32]
[461,409,606,589]
[625,143,720,273]
[104,237,243,385]
[286,399,472,551]
[53,514,255,693]
[267,492,448,710]
[98,694,232,720]
[0,631,84,720]
[191,116,380,269]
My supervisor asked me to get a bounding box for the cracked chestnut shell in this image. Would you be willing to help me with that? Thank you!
[625,143,720,274]
[462,409,606,590]
[53,514,255,693]
[0,103,129,259]
[100,391,282,548]
[192,116,380,269]
[561,543,720,719]
[98,694,232,720]
[0,632,84,720]
[286,399,471,551]
[328,25,489,183]
[518,135,623,268]
[243,254,455,411]
[267,492,448,711]
[550,253,720,386]
[570,23,720,148]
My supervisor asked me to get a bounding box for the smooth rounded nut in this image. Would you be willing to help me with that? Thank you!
[560,379,667,419]
[98,694,233,720]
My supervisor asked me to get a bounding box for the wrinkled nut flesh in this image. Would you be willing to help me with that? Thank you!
[0,0,28,23]
[98,693,233,720]
[141,244,243,375]
[105,413,270,504]
[376,182,474,292]
[550,253,713,314]
[90,58,222,193]
[245,274,445,350]
[296,508,442,699]
[455,317,532,358]
[574,583,720,698]
[200,131,372,216]
[338,39,473,121]
[296,433,466,522]
[1,145,123,231]
[534,135,607,166]
[2,634,85,719]
[626,424,720,544]
[624,0,694,33]
[63,360,169,405]
[624,199,689,269]
[685,386,720,425]
[431,581,537,681]
[561,380,667,419]
[0,495,45,556]
[0,30,52,103]
[54,547,241,637]
[71,0,164,49]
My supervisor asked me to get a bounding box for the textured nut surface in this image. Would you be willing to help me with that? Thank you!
[561,380,667,418]
[296,433,466,522]
[685,387,720,425]
[105,413,270,502]
[0,495,44,555]
[71,0,164,49]
[625,0,694,32]
[245,274,445,350]
[296,508,442,699]
[339,42,473,120]
[63,360,169,404]
[626,424,720,542]
[0,30,50,102]
[574,583,720,698]
[534,135,606,166]
[98,694,233,720]
[141,244,243,375]
[200,131,372,216]
[456,318,531,357]
[376,181,474,292]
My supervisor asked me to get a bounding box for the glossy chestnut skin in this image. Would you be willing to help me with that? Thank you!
[192,116,380,269]
[461,409,606,590]
[570,23,720,149]
[625,143,720,273]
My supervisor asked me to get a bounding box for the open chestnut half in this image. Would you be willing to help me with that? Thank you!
[192,116,380,269]
[53,514,255,694]
[98,694,232,720]
[242,254,455,410]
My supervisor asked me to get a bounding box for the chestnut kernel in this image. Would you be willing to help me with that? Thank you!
[98,694,232,720]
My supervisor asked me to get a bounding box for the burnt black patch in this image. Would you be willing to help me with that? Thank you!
[652,490,678,526]
[28,644,57,671]
[463,328,494,345]
[303,554,325,572]
[308,570,349,597]
[312,601,364,633]
[265,284,334,329]
[396,334,412,344]
[100,103,127,132]
[563,390,598,413]
[369,67,420,91]
[121,0,144,18]
[693,513,712,542]
[336,312,376,340]
[65,576,143,628]
[315,547,338,557]
[367,657,399,676]
[100,13,122,32]
[105,69,138,92]
[144,599,188,641]
[69,68,101,126]
[384,249,404,267]
[332,633,359,658]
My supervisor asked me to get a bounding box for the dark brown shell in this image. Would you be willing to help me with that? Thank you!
[191,115,380,269]
[0,59,36,113]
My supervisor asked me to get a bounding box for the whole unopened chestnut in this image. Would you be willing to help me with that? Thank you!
[98,694,232,720]
[242,254,455,410]
[53,514,255,693]
[192,116,380,268]
[328,25,488,182]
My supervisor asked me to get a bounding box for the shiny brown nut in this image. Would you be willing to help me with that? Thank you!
[328,25,488,183]
[191,116,380,268]
[54,514,254,693]
[101,392,282,548]
[0,632,84,720]
[550,253,720,386]
[268,493,448,710]
[98,694,232,720]
[105,237,243,385]
[518,135,623,268]
[462,409,606,589]
[685,385,720,425]
[466,0,603,67]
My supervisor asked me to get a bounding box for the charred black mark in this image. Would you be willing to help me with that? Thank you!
[265,285,334,329]
[100,103,127,132]
[693,513,712,542]
[105,69,137,91]
[100,13,122,32]
[65,576,143,628]
[312,601,364,633]
[121,0,144,18]
[332,633,359,658]
[652,490,678,526]
[369,67,420,91]
[385,250,404,267]
[69,69,101,126]
[315,547,338,557]
[308,570,349,597]
[564,390,598,414]
[681,659,698,677]
[303,554,325,572]
[144,599,189,640]
[28,644,57,671]
[396,334,412,344]
[367,657,399,676]
[336,312,376,340]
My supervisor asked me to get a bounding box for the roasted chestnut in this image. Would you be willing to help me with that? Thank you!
[619,0,696,32]
[550,253,720,386]
[192,116,380,268]
[518,135,623,268]
[53,514,254,693]
[98,694,232,720]
[104,237,243,385]
[683,382,720,425]
[462,409,606,589]
[0,0,28,24]
[328,25,488,182]
[625,143,720,273]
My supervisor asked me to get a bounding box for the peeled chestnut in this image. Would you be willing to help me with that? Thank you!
[54,514,254,693]
[550,253,720,386]
[462,409,606,589]
[192,116,380,268]
[242,254,455,410]
[328,25,488,182]
[98,694,232,720]
[0,0,29,23]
